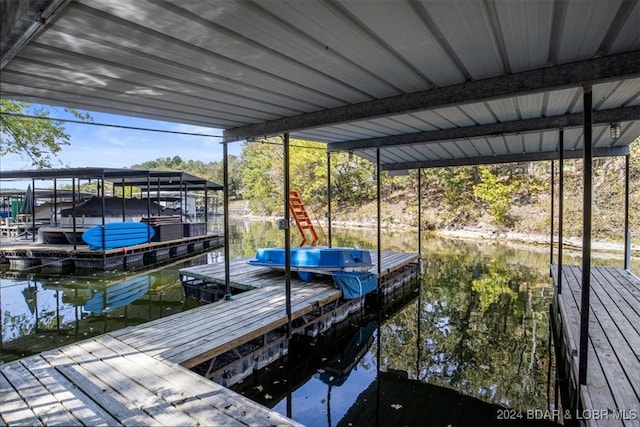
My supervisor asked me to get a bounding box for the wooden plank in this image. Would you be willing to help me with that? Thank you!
[591,269,640,359]
[607,268,640,301]
[41,349,161,426]
[126,289,287,354]
[556,266,636,423]
[20,356,120,427]
[160,286,341,367]
[0,370,43,427]
[581,286,639,411]
[59,343,199,426]
[598,268,640,323]
[96,335,300,426]
[74,339,238,426]
[1,359,81,426]
[116,287,282,345]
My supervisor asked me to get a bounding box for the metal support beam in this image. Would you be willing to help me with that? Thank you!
[558,129,565,295]
[329,106,640,153]
[550,161,555,267]
[418,169,422,256]
[578,86,592,387]
[284,133,292,335]
[624,154,631,270]
[30,178,35,242]
[376,149,382,284]
[225,53,639,141]
[223,142,231,297]
[1,0,71,69]
[383,145,629,171]
[327,151,332,248]
[72,177,77,251]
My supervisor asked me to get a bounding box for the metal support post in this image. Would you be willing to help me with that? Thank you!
[578,86,592,386]
[376,149,382,285]
[284,133,292,335]
[550,160,555,267]
[624,155,631,270]
[418,168,422,256]
[327,151,332,248]
[558,129,564,294]
[223,142,231,298]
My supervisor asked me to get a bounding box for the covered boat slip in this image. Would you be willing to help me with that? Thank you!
[0,336,300,426]
[1,251,418,426]
[551,265,640,426]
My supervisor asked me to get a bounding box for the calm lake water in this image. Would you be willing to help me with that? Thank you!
[1,219,635,425]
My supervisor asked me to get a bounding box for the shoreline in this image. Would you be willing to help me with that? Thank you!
[236,213,639,259]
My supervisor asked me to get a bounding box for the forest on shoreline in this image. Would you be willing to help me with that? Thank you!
[132,137,639,251]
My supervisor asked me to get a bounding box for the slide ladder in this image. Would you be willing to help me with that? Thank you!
[289,190,319,247]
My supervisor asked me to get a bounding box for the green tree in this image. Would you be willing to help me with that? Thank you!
[474,166,521,226]
[1,100,92,168]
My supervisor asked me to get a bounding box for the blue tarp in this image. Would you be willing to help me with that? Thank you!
[332,271,377,299]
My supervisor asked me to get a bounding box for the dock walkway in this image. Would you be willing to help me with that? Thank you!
[551,265,640,426]
[1,250,420,426]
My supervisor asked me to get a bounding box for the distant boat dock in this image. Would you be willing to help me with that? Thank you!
[0,232,224,271]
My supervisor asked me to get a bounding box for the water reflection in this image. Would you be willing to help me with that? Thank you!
[1,218,633,425]
[232,232,559,425]
[0,262,206,362]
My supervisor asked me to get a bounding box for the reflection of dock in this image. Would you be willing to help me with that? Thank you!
[0,233,223,271]
[551,265,640,424]
[0,250,419,425]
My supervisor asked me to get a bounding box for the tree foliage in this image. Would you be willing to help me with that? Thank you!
[474,166,522,226]
[1,100,92,168]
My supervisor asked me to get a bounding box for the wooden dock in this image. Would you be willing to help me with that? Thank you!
[551,265,640,426]
[1,250,420,425]
[0,233,223,272]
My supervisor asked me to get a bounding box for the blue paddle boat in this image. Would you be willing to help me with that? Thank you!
[248,246,377,298]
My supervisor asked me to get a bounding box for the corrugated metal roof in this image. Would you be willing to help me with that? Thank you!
[1,0,638,169]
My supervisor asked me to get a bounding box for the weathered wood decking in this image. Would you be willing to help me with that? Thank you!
[552,265,640,426]
[1,250,420,426]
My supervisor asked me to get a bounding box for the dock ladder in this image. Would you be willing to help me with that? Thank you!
[289,190,319,247]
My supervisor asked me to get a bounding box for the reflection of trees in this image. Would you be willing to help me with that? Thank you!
[377,244,552,411]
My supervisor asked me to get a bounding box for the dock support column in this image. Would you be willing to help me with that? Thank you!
[121,178,126,222]
[100,173,106,257]
[284,133,292,335]
[223,142,231,298]
[418,168,422,256]
[550,161,555,267]
[578,85,593,387]
[327,151,332,248]
[147,175,151,242]
[624,154,631,270]
[53,179,58,227]
[376,148,382,285]
[72,177,77,250]
[558,129,564,294]
[30,178,36,241]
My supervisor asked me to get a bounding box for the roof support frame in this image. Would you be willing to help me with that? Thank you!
[380,145,629,171]
[223,52,639,141]
[327,106,640,152]
[0,0,70,69]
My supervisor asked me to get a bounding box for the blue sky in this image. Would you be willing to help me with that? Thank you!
[2,105,245,171]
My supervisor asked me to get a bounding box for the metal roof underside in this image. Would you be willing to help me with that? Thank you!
[1,0,639,170]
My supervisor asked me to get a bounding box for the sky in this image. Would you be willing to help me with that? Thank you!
[2,104,245,172]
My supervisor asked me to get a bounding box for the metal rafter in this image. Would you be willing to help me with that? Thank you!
[380,146,629,171]
[224,52,639,141]
[327,106,640,152]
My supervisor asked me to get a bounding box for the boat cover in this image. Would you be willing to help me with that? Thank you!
[333,271,377,299]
